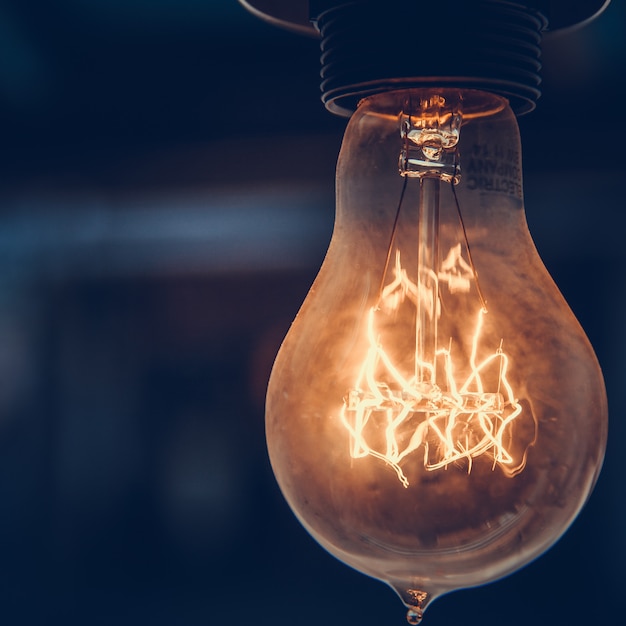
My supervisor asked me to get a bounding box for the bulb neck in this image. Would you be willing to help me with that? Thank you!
[311,0,548,117]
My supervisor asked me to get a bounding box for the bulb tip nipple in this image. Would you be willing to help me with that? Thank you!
[395,587,431,624]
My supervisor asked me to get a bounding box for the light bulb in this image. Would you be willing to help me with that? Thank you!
[237,0,611,621]
[266,89,607,622]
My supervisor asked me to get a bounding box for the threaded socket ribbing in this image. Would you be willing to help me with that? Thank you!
[314,1,548,116]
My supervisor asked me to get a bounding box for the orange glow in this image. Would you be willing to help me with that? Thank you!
[340,250,529,487]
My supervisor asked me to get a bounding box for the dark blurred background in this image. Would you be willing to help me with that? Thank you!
[0,1,623,624]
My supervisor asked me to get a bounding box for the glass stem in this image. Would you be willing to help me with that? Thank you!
[416,176,440,384]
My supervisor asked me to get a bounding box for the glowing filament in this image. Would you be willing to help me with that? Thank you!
[340,251,526,487]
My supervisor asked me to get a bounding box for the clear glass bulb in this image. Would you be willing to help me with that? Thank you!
[266,89,607,623]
